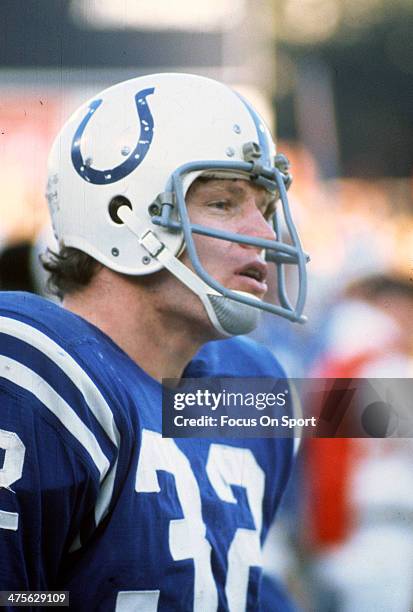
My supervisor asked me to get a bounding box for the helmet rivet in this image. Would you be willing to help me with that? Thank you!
[142,256,151,265]
[225,147,235,157]
[233,124,241,134]
[148,203,161,216]
[121,146,130,156]
[111,247,119,257]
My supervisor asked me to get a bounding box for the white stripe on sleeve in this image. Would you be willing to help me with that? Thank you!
[0,355,110,481]
[0,316,120,448]
[0,316,123,531]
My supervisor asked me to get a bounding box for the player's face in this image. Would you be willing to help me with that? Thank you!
[184,178,277,300]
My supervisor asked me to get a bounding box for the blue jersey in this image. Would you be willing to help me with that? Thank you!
[0,292,294,611]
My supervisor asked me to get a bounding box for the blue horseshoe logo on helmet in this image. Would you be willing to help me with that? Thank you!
[71,87,155,185]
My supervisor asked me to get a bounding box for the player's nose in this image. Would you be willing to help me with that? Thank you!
[240,203,276,246]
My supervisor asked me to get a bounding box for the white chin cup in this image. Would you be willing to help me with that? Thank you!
[202,291,261,336]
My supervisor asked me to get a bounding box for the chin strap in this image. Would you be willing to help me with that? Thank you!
[117,206,260,336]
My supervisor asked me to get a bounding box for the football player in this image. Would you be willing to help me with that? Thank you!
[0,73,307,610]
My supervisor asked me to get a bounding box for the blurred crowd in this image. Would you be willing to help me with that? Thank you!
[1,131,412,611]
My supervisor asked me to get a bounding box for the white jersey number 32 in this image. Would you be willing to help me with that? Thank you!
[116,430,265,612]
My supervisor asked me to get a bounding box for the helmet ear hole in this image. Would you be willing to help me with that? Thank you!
[108,195,132,224]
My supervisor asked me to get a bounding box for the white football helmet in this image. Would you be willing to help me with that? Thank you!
[46,73,308,335]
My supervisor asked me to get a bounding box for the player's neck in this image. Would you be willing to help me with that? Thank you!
[63,268,213,382]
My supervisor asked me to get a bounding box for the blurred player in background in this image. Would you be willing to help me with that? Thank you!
[0,73,308,610]
[305,274,413,612]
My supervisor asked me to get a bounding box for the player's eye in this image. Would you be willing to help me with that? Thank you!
[207,200,232,211]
